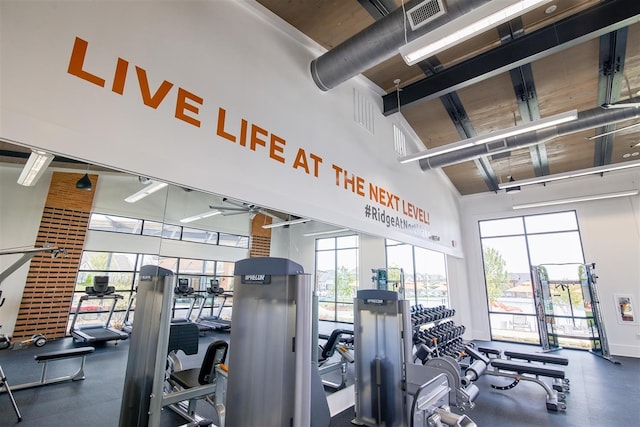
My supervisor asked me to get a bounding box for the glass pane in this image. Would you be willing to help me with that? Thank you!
[316,251,335,301]
[336,235,358,249]
[386,244,414,277]
[528,231,584,265]
[336,248,358,302]
[216,261,235,276]
[415,247,448,308]
[162,224,182,240]
[488,312,540,344]
[219,276,234,292]
[158,257,179,272]
[318,301,335,321]
[479,217,524,237]
[88,213,142,234]
[182,227,218,244]
[178,259,206,274]
[219,233,249,248]
[138,254,160,269]
[316,237,335,250]
[142,220,164,237]
[79,252,137,271]
[525,211,578,233]
[336,303,354,323]
[482,236,535,314]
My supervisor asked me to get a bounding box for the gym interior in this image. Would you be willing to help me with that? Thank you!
[1,1,639,426]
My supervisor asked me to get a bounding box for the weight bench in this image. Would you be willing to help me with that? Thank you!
[504,350,569,365]
[1,346,95,393]
[476,347,501,358]
[487,359,568,411]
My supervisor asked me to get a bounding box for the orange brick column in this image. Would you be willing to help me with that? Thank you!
[249,213,272,257]
[12,172,98,340]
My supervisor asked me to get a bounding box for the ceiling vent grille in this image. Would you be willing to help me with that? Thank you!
[393,125,407,157]
[354,88,375,134]
[406,0,446,31]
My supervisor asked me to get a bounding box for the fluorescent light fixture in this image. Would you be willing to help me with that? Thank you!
[602,102,640,109]
[262,218,310,229]
[499,159,640,189]
[399,0,550,65]
[399,110,577,164]
[17,150,54,186]
[124,181,168,203]
[512,190,638,210]
[180,210,221,223]
[303,228,350,237]
[586,122,640,140]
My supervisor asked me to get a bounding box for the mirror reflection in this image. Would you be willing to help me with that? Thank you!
[1,139,450,339]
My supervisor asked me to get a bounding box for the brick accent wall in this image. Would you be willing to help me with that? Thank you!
[249,213,272,257]
[12,172,97,340]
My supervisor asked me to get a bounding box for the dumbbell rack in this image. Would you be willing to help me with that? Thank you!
[411,305,466,362]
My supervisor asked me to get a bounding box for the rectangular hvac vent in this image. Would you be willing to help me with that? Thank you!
[406,0,446,31]
[486,140,508,152]
[393,125,407,157]
[353,88,375,134]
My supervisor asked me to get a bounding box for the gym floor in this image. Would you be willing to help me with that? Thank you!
[0,333,638,426]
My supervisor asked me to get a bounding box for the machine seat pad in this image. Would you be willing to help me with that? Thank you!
[504,351,569,365]
[168,322,200,355]
[491,359,565,379]
[34,346,95,362]
[170,368,200,389]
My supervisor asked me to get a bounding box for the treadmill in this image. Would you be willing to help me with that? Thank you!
[172,278,206,324]
[195,279,232,331]
[70,276,129,344]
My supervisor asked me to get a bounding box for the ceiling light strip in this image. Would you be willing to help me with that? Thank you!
[124,181,168,203]
[512,190,638,210]
[499,159,640,189]
[586,122,640,140]
[399,110,577,164]
[399,0,551,65]
[17,150,55,186]
[262,218,310,229]
[180,210,221,223]
[303,228,350,237]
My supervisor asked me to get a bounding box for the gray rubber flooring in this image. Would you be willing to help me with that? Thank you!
[1,335,638,426]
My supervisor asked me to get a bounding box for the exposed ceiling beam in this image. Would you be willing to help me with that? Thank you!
[438,91,500,192]
[383,0,640,114]
[499,19,549,177]
[594,28,628,166]
[358,0,499,192]
[356,0,397,20]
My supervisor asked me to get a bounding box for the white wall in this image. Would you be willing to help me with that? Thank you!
[460,168,640,357]
[0,0,464,256]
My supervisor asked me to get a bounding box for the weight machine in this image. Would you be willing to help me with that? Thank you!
[351,288,476,427]
[531,263,619,364]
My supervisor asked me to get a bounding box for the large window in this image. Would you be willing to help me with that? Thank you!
[480,211,586,346]
[69,251,235,331]
[88,212,249,248]
[385,240,449,308]
[315,235,359,323]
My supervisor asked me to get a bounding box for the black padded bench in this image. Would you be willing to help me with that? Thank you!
[35,346,95,362]
[3,346,95,392]
[477,347,501,357]
[490,359,565,379]
[487,358,568,411]
[504,351,568,366]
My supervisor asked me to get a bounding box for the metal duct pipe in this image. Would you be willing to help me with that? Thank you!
[310,0,493,91]
[419,105,640,170]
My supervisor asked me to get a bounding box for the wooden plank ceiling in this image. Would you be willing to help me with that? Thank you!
[258,0,640,195]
